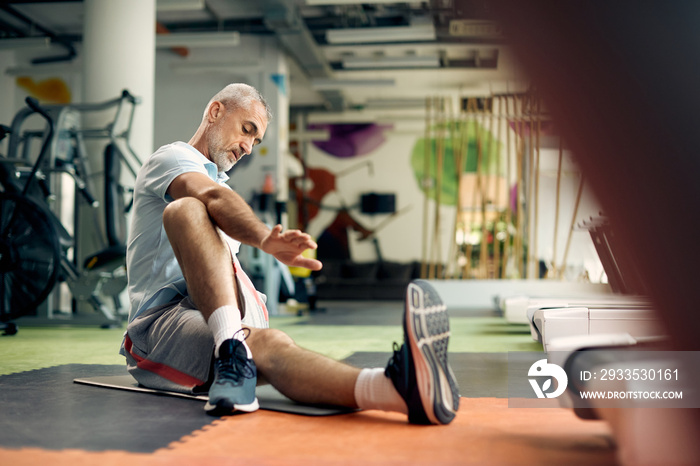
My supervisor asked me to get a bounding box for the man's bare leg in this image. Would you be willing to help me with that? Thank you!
[245,281,460,424]
[246,327,361,407]
[163,197,239,320]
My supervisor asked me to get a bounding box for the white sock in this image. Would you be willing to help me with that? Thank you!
[207,305,243,357]
[354,367,407,414]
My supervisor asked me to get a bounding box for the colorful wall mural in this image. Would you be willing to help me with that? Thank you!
[16,76,72,104]
[308,123,392,159]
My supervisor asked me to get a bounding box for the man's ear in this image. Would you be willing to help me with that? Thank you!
[207,101,224,122]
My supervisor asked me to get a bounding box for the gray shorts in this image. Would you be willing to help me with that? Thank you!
[124,297,215,394]
[123,262,269,394]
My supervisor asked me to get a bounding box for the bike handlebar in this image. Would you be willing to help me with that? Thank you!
[22,97,98,207]
[25,97,54,125]
[21,97,55,197]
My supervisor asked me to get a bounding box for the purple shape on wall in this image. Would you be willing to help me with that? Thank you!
[309,123,393,158]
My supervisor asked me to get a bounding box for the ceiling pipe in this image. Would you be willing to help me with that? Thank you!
[0,3,77,64]
[262,0,345,111]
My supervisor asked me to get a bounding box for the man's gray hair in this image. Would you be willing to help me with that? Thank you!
[203,83,273,122]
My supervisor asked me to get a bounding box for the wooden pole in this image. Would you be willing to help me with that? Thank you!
[501,94,513,278]
[559,172,585,278]
[420,97,432,279]
[463,98,477,279]
[551,136,564,279]
[515,94,525,278]
[533,93,542,279]
[494,95,503,278]
[479,96,493,278]
[473,98,485,278]
[430,97,446,279]
[526,92,535,278]
[460,100,473,278]
[447,96,462,279]
[439,97,448,278]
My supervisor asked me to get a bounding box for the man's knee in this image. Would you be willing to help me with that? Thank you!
[247,328,295,362]
[163,197,208,232]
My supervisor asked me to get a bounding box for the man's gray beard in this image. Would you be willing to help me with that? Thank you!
[209,126,235,172]
[211,149,234,172]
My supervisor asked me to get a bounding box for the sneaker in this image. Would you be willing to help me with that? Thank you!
[204,333,259,415]
[385,280,460,425]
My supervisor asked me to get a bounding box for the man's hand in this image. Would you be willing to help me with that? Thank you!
[260,225,323,271]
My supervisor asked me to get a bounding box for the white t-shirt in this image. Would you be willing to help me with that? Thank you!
[126,141,239,322]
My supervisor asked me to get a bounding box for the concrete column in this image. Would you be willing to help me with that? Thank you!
[83,0,155,158]
[80,0,154,228]
[78,0,155,313]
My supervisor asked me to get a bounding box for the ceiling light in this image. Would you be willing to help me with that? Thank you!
[326,24,436,45]
[342,55,440,69]
[156,0,205,11]
[310,78,396,89]
[362,98,427,109]
[156,32,240,48]
[306,0,398,4]
[170,62,262,74]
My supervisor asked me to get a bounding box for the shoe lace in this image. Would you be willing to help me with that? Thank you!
[217,328,255,383]
[385,341,403,378]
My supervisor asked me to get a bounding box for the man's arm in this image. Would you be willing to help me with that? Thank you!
[168,171,269,247]
[168,171,322,270]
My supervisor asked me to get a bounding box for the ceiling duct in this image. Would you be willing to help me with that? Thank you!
[0,3,76,64]
[262,1,344,111]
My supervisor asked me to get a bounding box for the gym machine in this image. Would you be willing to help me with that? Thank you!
[0,91,141,334]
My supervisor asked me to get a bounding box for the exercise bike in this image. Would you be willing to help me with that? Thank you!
[0,91,141,334]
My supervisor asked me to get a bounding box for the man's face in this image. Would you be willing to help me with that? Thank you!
[208,101,268,172]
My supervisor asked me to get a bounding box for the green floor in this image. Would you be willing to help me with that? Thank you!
[0,304,542,377]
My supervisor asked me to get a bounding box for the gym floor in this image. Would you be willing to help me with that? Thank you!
[0,300,618,465]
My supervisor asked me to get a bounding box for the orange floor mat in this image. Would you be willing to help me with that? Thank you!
[0,398,616,466]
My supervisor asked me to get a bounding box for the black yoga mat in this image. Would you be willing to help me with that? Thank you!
[0,364,352,453]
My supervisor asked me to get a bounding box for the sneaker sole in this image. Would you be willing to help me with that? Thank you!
[204,397,260,416]
[405,280,460,425]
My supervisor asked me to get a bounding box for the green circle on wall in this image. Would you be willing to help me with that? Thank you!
[411,120,502,206]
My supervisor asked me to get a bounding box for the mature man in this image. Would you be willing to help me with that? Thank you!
[121,83,459,424]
